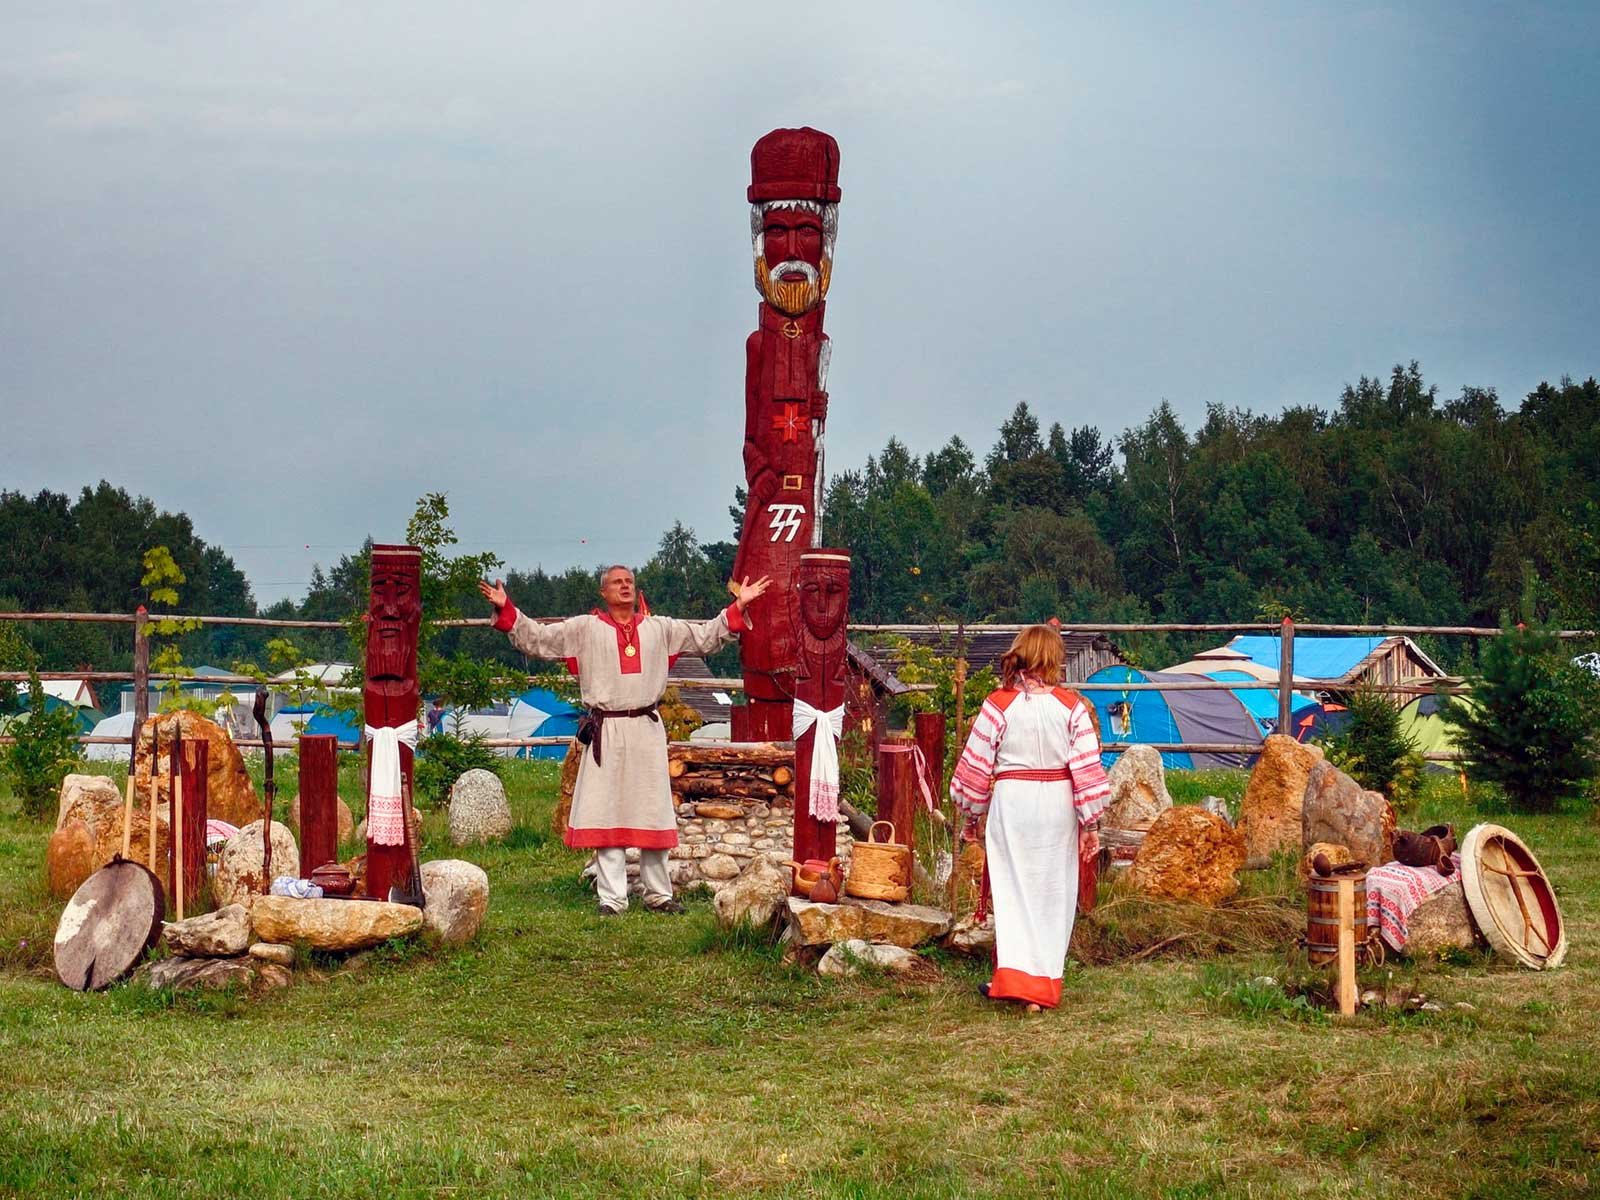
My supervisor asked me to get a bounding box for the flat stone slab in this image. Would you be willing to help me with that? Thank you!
[140,955,290,993]
[787,895,951,948]
[163,903,253,958]
[250,895,423,952]
[818,939,932,978]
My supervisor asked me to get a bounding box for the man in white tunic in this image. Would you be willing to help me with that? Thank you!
[479,566,769,914]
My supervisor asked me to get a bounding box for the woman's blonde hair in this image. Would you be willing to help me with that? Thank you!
[999,624,1064,689]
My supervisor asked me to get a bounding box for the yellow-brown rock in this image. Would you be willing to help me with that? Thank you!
[1298,841,1354,883]
[1128,805,1246,905]
[695,803,745,820]
[1238,736,1323,860]
[288,793,355,843]
[134,710,259,827]
[51,772,171,882]
[46,820,97,899]
[250,895,423,951]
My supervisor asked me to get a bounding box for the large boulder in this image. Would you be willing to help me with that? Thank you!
[1301,763,1393,868]
[447,769,512,845]
[712,854,790,930]
[288,793,355,844]
[787,896,952,948]
[1404,882,1482,957]
[46,820,98,900]
[133,710,260,827]
[1103,745,1172,830]
[213,820,298,907]
[1127,805,1246,905]
[55,773,123,832]
[250,895,423,951]
[163,903,252,958]
[50,773,171,887]
[419,859,489,945]
[140,955,292,993]
[1238,736,1323,860]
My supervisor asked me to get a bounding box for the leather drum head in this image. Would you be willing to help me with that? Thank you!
[54,859,166,991]
[1461,823,1567,970]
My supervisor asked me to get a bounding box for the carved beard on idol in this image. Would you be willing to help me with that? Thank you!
[755,255,832,317]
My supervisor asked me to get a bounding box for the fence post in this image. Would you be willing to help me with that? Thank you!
[1278,616,1295,737]
[132,606,150,753]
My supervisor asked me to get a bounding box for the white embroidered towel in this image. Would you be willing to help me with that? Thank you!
[791,699,845,823]
[363,720,419,845]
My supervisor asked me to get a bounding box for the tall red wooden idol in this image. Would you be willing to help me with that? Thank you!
[732,127,842,742]
[363,544,422,899]
[791,549,850,865]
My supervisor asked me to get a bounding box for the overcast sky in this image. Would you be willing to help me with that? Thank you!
[3,2,1597,606]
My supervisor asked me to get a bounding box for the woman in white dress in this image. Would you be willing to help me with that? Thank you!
[950,624,1111,1010]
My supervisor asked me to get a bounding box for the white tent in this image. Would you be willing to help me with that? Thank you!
[270,662,355,688]
[440,695,556,756]
[20,679,99,708]
[86,712,136,762]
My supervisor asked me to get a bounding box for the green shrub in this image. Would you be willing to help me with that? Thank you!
[1319,686,1425,809]
[1443,624,1600,813]
[413,732,502,807]
[1,669,84,818]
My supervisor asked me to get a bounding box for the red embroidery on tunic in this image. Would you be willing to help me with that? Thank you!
[772,402,807,443]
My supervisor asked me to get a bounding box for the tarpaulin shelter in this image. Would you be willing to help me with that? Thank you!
[1084,665,1265,770]
[1204,670,1325,741]
[440,688,579,760]
[1182,635,1447,692]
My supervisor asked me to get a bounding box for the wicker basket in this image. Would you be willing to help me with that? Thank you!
[845,820,913,903]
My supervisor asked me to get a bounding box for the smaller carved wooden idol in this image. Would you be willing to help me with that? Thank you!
[790,549,851,866]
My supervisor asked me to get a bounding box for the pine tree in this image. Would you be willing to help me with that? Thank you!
[1443,625,1600,812]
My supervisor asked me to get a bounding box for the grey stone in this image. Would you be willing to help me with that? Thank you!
[946,913,995,958]
[448,768,512,845]
[1103,745,1171,830]
[163,904,252,958]
[144,955,260,991]
[818,939,925,977]
[419,859,489,945]
[248,942,296,966]
[711,854,790,930]
[1403,881,1482,957]
[1302,762,1390,868]
[213,821,298,907]
[700,853,741,881]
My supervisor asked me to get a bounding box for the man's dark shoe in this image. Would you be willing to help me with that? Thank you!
[646,898,686,915]
[597,904,624,917]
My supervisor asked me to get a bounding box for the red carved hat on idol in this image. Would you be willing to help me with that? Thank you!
[748,127,842,204]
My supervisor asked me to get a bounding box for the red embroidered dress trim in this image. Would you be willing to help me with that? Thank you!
[993,767,1072,783]
[563,825,678,851]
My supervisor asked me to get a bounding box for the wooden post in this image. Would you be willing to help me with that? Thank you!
[876,737,917,850]
[168,735,183,918]
[180,739,208,909]
[1277,617,1295,737]
[132,606,150,743]
[913,711,946,802]
[1336,876,1357,1017]
[299,735,340,875]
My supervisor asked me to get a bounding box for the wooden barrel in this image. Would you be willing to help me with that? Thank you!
[1306,873,1368,965]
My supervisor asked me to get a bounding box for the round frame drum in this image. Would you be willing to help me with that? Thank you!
[1461,823,1566,970]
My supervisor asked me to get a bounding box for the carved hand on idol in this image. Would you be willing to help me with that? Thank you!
[734,575,773,613]
[477,579,508,610]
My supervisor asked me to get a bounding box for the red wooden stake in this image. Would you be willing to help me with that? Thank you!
[299,734,339,876]
[179,739,208,908]
[875,737,917,853]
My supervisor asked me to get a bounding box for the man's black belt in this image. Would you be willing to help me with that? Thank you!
[575,703,660,767]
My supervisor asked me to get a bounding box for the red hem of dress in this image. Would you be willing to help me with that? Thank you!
[989,967,1062,1008]
[563,827,679,850]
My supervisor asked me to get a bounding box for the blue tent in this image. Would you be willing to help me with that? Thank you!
[1205,670,1325,741]
[511,687,580,760]
[303,707,360,744]
[1221,636,1388,681]
[1085,665,1264,770]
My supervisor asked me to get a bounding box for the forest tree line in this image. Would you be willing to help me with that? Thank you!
[2,364,1597,679]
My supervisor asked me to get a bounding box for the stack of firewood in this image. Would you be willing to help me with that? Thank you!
[668,741,795,805]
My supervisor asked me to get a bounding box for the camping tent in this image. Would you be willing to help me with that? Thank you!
[1203,670,1325,741]
[1396,692,1474,761]
[1084,665,1265,770]
[440,688,579,759]
[1175,635,1447,690]
[85,711,137,761]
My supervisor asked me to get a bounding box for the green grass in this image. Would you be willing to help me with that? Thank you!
[2,762,1597,1197]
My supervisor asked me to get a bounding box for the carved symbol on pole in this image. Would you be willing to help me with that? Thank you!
[782,320,801,339]
[772,402,807,443]
[766,503,806,543]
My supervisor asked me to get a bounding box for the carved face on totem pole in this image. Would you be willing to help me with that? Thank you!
[366,545,422,685]
[795,550,850,648]
[749,128,840,317]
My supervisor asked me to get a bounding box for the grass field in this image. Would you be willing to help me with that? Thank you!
[1,761,1596,1198]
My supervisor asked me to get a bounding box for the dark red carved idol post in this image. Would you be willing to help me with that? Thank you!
[733,127,842,742]
[791,549,851,865]
[298,734,339,877]
[176,739,207,909]
[914,711,947,803]
[364,544,422,899]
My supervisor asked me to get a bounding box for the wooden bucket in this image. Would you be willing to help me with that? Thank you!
[1306,872,1368,965]
[845,820,912,903]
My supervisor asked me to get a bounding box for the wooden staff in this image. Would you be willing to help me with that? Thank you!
[119,765,136,860]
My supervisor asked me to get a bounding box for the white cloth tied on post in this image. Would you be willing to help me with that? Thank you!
[791,699,846,822]
[364,720,419,846]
